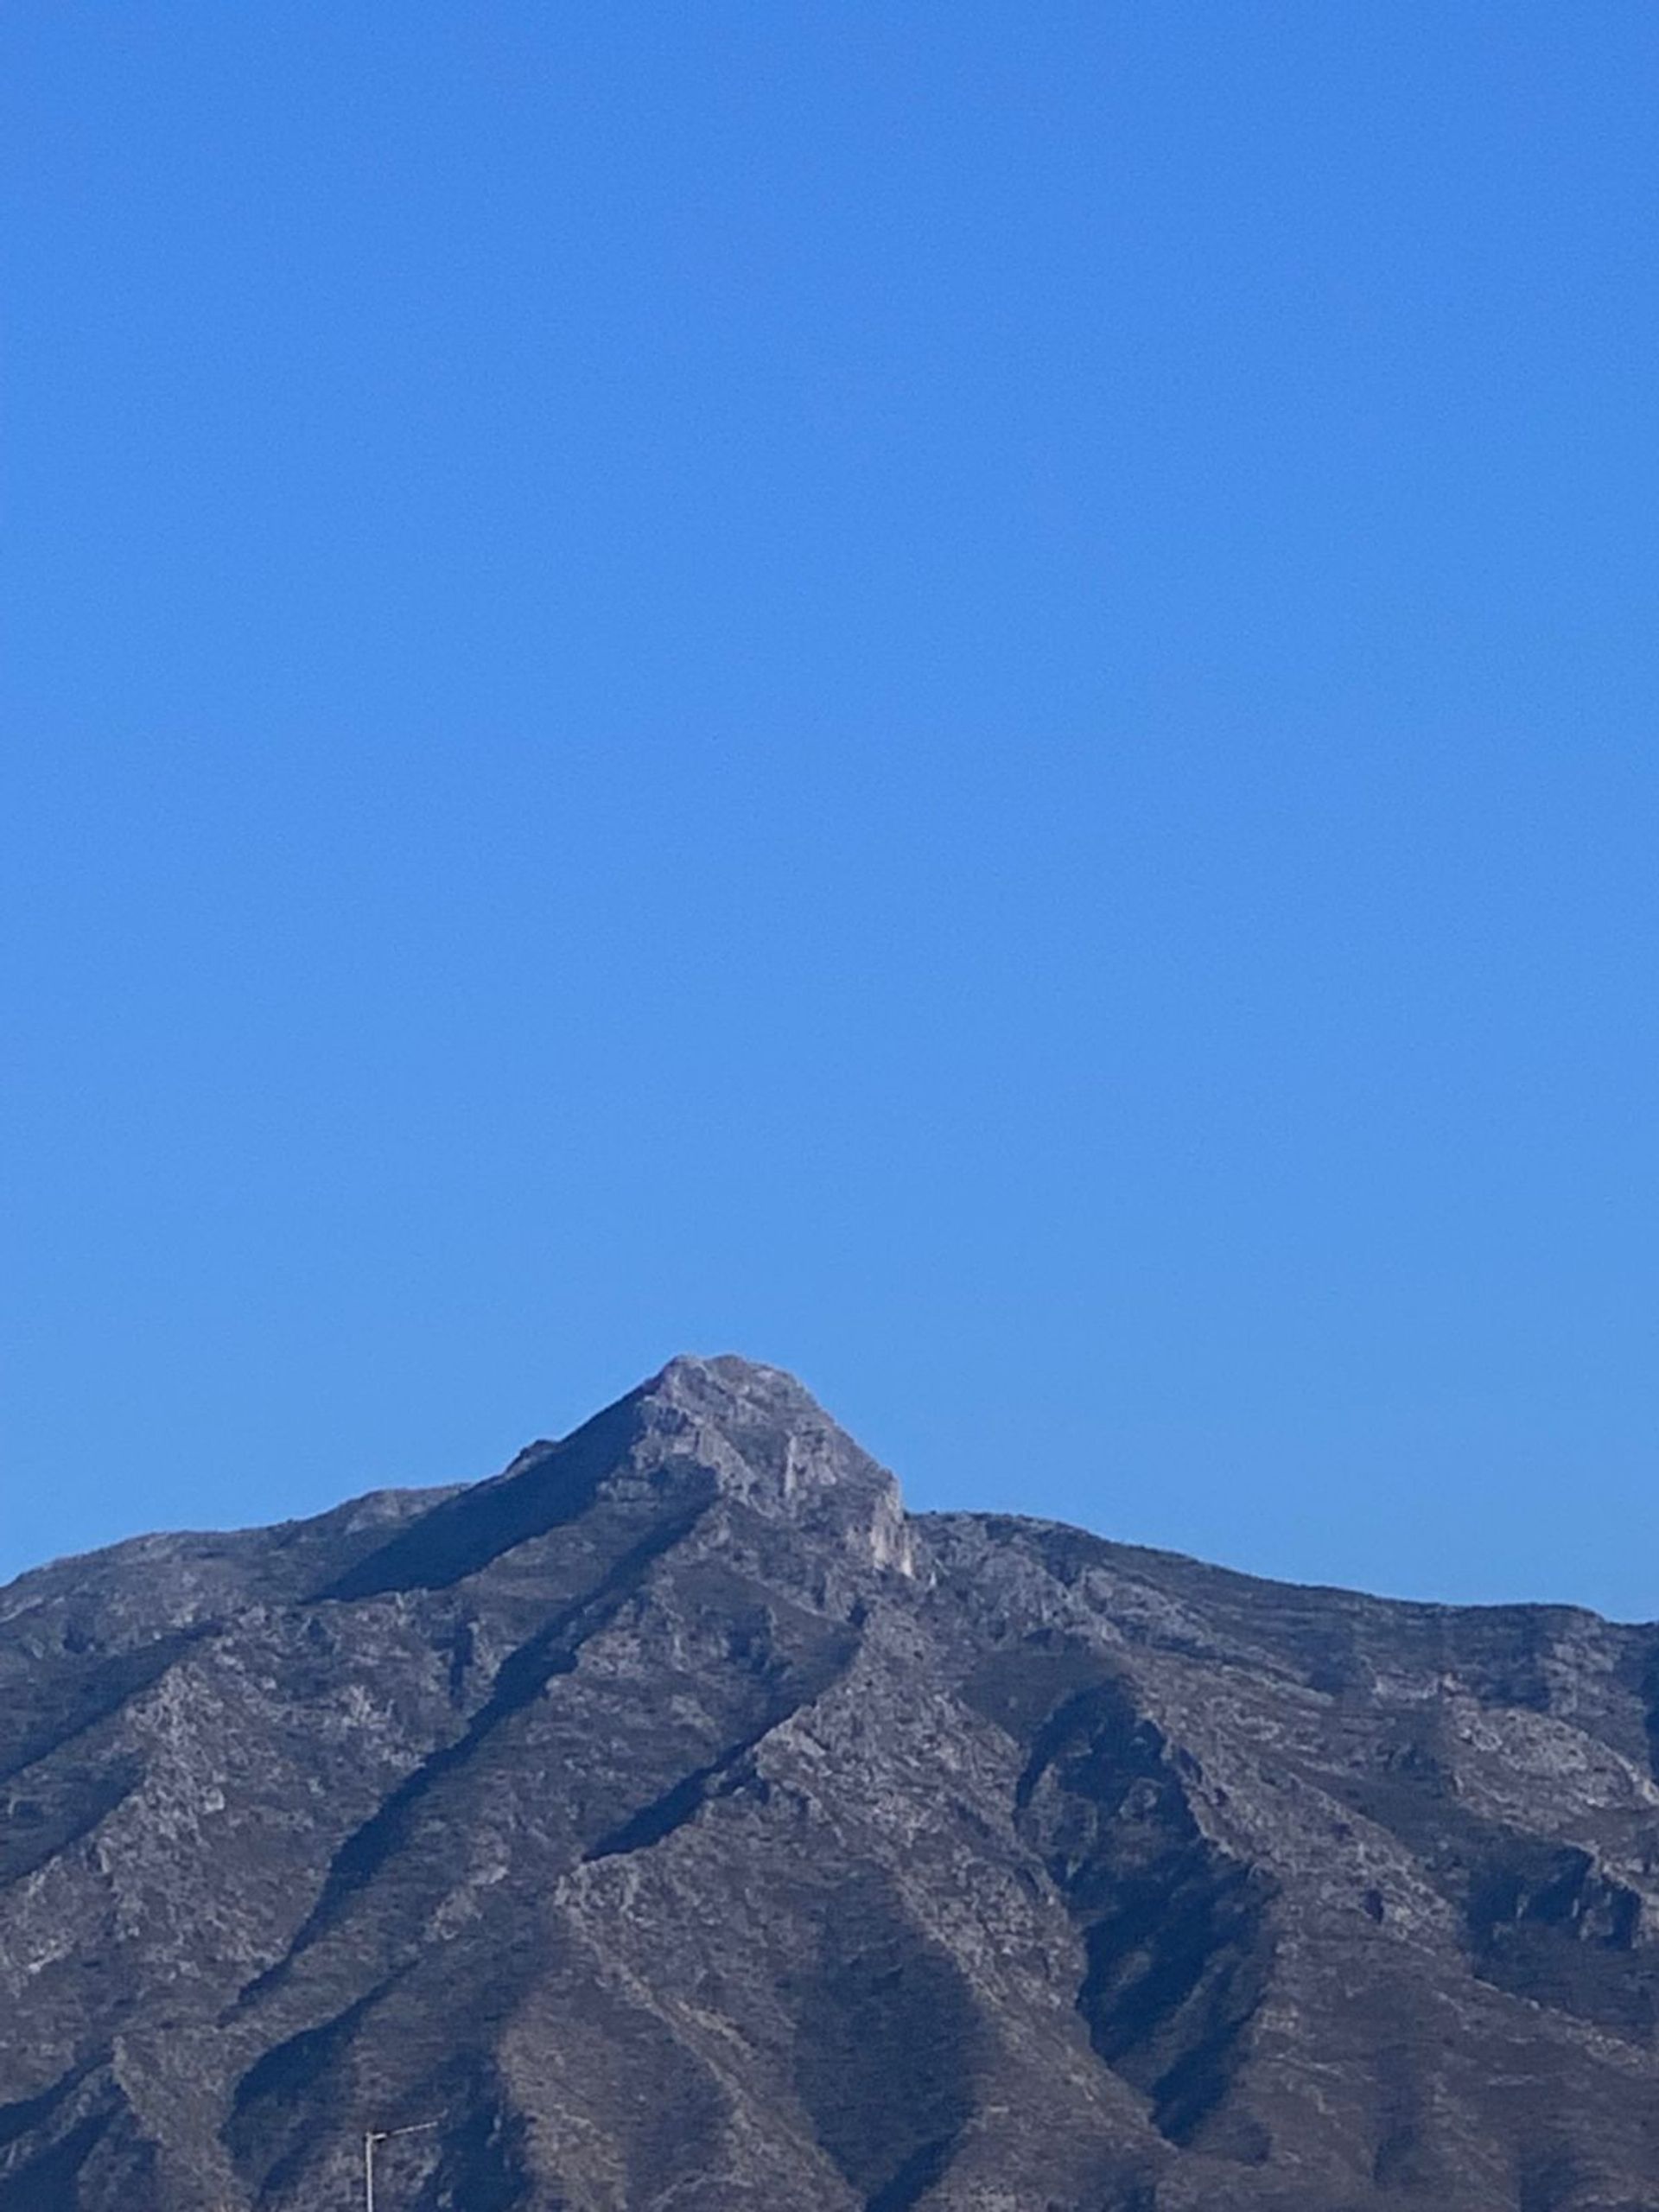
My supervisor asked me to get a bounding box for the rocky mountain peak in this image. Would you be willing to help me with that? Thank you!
[313,1356,912,1605]
[5,1367,1659,2210]
[632,1352,912,1573]
[647,1349,823,1412]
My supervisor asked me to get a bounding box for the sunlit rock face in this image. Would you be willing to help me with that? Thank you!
[3,1357,1659,2211]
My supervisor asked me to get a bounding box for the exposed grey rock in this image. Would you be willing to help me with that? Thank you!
[3,1352,1659,2209]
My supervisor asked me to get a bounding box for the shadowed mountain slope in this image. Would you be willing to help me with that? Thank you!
[3,1355,1659,2210]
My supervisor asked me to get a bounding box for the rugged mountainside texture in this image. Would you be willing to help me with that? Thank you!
[4,1358,1659,2212]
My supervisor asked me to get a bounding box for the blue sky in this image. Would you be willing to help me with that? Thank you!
[3,3,1655,1613]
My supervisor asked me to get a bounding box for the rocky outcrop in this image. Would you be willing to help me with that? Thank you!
[3,1355,1658,2209]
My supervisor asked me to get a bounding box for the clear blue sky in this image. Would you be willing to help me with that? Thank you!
[3,4,1656,1614]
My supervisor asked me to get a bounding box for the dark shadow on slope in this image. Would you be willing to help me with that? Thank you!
[1014,1672,1274,2160]
[0,2054,108,2156]
[0,2113,114,2212]
[583,1618,858,1864]
[417,2120,537,2212]
[1078,1854,1272,2150]
[0,1759,143,1891]
[584,1735,760,1862]
[315,1395,647,1600]
[1465,1840,1651,2041]
[0,1627,218,1786]
[1332,1743,1658,2044]
[0,2075,155,2212]
[405,2055,536,2212]
[243,1501,713,2002]
[862,2133,958,2212]
[231,1981,392,2125]
[794,1876,978,2212]
[226,1978,406,2199]
[231,1962,547,2206]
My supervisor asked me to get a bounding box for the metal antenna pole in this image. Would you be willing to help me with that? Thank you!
[365,2120,439,2212]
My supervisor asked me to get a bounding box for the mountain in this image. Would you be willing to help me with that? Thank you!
[3,1354,1658,2212]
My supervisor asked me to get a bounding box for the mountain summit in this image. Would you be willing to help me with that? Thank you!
[3,1361,1658,2210]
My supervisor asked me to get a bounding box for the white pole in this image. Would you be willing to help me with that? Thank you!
[365,2120,437,2210]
